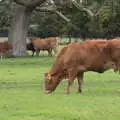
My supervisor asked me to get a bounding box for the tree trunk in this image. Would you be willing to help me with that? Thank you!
[8,5,33,56]
[68,32,72,44]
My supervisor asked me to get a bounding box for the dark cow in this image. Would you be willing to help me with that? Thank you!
[26,37,36,56]
[44,40,116,94]
[26,42,35,56]
[0,40,13,60]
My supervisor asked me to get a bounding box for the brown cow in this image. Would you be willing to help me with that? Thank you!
[106,38,120,72]
[0,40,13,60]
[44,40,116,94]
[86,38,120,73]
[30,36,60,56]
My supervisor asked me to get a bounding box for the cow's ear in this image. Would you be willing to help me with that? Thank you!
[44,73,48,76]
[44,73,52,80]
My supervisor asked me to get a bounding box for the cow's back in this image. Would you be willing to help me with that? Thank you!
[62,40,112,72]
[106,38,120,61]
[31,37,51,50]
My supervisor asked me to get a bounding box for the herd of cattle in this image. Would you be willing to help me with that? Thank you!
[44,37,120,94]
[0,36,60,59]
[0,36,120,94]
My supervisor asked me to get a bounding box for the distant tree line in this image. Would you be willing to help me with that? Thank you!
[0,0,120,39]
[0,0,120,56]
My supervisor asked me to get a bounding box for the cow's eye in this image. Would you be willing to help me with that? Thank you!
[103,61,106,64]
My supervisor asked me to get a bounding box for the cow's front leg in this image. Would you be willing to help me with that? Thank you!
[32,50,35,56]
[36,49,40,56]
[66,69,77,94]
[66,80,73,94]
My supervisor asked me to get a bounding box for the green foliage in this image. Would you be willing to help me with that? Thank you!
[0,0,120,38]
[30,5,91,38]
[30,12,62,37]
[0,0,15,27]
[97,0,120,38]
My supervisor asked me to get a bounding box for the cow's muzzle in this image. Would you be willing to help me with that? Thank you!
[44,90,52,94]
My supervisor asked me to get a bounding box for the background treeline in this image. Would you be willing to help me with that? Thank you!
[0,0,120,39]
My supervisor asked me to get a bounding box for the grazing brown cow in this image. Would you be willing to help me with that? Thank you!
[85,39,120,73]
[0,40,13,60]
[44,40,116,94]
[30,36,60,56]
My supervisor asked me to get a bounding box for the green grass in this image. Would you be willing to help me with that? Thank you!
[0,57,120,120]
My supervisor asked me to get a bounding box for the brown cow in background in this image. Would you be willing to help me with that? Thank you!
[0,40,13,60]
[44,40,117,94]
[27,36,60,56]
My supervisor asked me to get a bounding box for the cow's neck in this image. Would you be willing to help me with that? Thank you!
[50,61,64,76]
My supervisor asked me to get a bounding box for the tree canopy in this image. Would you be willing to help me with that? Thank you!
[0,0,120,39]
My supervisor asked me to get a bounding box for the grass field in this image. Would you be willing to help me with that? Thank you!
[0,57,120,120]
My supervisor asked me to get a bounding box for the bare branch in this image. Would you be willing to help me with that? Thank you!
[35,5,56,12]
[46,0,54,4]
[15,0,70,22]
[55,10,70,22]
[35,7,70,22]
[14,0,26,6]
[35,0,70,22]
[71,0,94,19]
[14,0,46,7]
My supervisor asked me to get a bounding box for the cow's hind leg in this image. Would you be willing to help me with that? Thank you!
[77,72,84,93]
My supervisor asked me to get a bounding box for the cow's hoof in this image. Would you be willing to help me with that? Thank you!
[65,90,70,94]
[77,89,82,93]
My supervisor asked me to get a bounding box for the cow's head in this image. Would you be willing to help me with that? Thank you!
[26,38,31,44]
[55,37,60,40]
[44,73,55,94]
